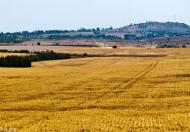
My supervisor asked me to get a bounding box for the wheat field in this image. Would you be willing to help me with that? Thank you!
[0,48,190,131]
[0,53,29,57]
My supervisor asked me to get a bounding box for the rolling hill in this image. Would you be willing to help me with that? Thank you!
[0,22,190,47]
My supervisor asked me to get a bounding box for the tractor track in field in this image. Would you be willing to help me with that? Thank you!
[0,60,160,112]
[94,60,159,104]
[78,60,159,106]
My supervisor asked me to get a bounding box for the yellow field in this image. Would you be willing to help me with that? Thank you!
[0,53,29,57]
[0,48,190,131]
[56,47,190,58]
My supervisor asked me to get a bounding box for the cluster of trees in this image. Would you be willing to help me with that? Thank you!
[124,31,189,41]
[77,27,101,32]
[0,27,116,43]
[48,34,121,40]
[0,49,30,53]
[0,50,71,67]
[0,33,24,43]
[123,34,145,41]
[0,56,31,67]
[31,51,71,62]
[159,44,188,48]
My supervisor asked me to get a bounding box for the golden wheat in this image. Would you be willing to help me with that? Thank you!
[0,48,190,131]
[0,53,29,57]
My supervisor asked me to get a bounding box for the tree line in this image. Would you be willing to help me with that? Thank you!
[0,51,71,67]
[0,27,115,43]
[0,49,30,53]
[0,56,31,67]
[47,34,121,40]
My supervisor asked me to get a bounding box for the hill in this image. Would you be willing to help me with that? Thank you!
[0,22,190,47]
[118,22,189,34]
[105,22,190,39]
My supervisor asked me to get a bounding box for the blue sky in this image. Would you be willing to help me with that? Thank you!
[0,0,189,32]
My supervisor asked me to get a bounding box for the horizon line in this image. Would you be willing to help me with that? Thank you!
[1,21,190,34]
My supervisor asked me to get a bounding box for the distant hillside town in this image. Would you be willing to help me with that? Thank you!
[0,22,190,47]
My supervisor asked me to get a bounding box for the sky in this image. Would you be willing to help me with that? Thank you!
[0,0,189,32]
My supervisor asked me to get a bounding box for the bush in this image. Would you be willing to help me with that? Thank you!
[182,45,187,48]
[112,45,117,49]
[37,42,41,46]
[83,53,88,57]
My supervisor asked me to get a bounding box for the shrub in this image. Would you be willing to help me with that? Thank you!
[112,45,117,49]
[37,42,41,46]
[182,45,187,48]
[83,53,88,57]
